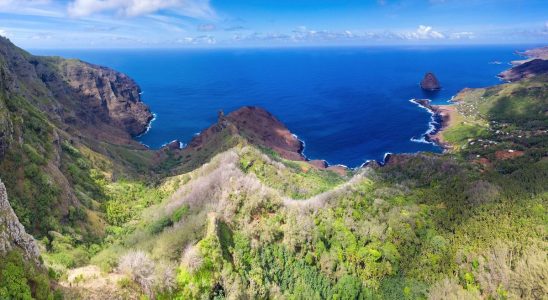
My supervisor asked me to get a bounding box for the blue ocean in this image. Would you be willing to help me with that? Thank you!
[34,46,522,167]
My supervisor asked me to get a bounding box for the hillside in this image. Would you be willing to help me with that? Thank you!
[0,35,162,239]
[0,38,546,299]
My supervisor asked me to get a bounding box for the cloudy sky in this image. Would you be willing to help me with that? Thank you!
[0,0,547,48]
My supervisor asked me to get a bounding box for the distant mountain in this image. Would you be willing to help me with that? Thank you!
[499,58,548,81]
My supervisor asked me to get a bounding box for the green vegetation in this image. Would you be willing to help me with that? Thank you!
[1,37,546,299]
[86,74,544,299]
[240,147,345,198]
[0,251,56,300]
[0,92,60,237]
[442,123,489,145]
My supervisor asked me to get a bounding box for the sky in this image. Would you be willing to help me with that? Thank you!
[0,0,546,48]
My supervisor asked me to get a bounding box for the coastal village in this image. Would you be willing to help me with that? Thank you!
[413,46,547,170]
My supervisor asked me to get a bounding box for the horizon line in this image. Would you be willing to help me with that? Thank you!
[26,42,548,52]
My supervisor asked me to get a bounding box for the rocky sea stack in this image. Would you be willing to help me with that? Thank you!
[420,72,441,91]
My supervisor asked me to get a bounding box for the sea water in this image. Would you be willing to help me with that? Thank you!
[33,46,524,167]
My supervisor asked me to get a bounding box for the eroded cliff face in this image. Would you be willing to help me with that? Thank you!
[186,106,304,161]
[0,179,41,267]
[56,60,153,136]
[0,36,153,140]
[225,106,304,161]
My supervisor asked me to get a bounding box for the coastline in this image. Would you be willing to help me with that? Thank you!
[428,104,458,148]
[410,99,459,151]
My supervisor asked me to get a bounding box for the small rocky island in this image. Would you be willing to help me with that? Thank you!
[420,72,441,91]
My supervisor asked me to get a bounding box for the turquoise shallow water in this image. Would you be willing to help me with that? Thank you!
[33,46,523,167]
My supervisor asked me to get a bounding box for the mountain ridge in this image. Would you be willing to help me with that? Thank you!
[0,38,546,299]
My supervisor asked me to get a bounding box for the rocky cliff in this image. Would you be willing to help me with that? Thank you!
[168,106,350,175]
[498,58,548,82]
[0,37,155,238]
[185,106,304,161]
[225,106,304,161]
[0,179,41,267]
[0,36,153,141]
[55,60,153,136]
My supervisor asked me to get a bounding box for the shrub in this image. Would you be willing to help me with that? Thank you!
[148,217,173,235]
[0,251,53,300]
[0,256,33,300]
[332,275,373,300]
[170,205,189,223]
[427,278,480,300]
[118,250,156,296]
[180,245,203,273]
[511,244,548,299]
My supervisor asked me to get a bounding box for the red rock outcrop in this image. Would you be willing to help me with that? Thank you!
[225,107,304,161]
[186,106,304,161]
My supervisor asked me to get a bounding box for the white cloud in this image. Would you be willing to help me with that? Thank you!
[30,32,53,40]
[0,28,8,37]
[401,25,445,40]
[0,0,62,17]
[449,31,474,39]
[175,34,216,44]
[67,0,216,19]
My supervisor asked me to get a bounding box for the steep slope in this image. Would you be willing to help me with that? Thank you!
[0,179,41,266]
[0,36,152,140]
[0,36,155,238]
[0,178,55,298]
[165,106,346,175]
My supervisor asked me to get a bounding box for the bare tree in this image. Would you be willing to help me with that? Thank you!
[118,250,156,297]
[181,244,203,273]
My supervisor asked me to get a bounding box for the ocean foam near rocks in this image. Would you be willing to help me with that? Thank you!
[137,112,157,138]
[409,99,440,146]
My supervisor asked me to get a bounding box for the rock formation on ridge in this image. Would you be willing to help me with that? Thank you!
[187,106,304,161]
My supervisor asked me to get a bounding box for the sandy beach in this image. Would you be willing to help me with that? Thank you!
[427,104,459,149]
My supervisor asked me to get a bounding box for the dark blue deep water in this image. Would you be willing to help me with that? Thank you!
[33,46,522,167]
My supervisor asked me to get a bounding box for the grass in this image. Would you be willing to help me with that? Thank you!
[442,123,489,146]
[239,147,345,199]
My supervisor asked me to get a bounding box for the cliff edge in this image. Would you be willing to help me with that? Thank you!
[0,179,41,267]
[0,36,153,140]
[55,59,153,136]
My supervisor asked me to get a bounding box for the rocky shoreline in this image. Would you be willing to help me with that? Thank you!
[410,99,458,150]
[147,46,546,172]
